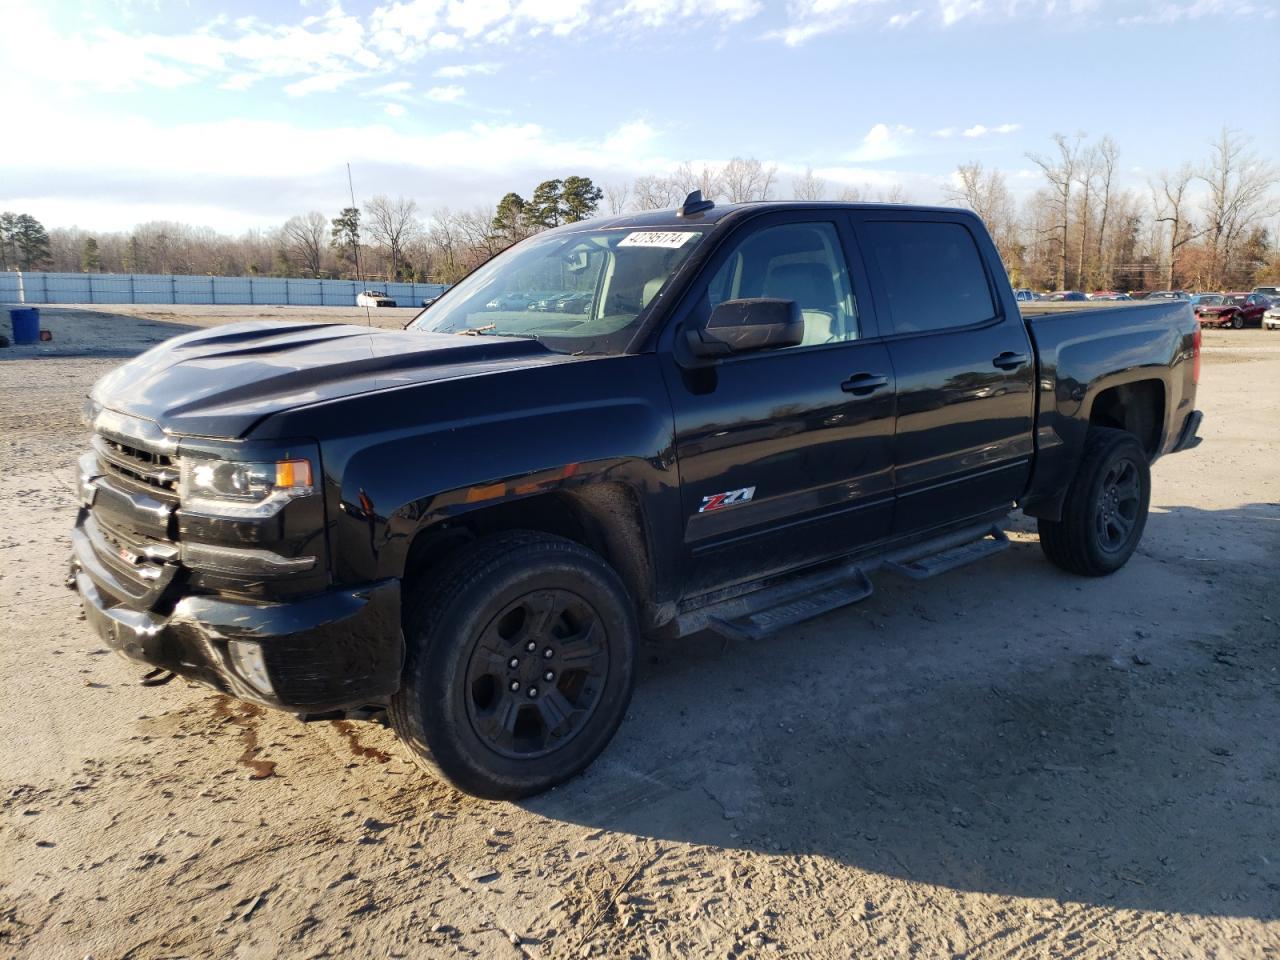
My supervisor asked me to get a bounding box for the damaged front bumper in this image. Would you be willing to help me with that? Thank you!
[70,518,404,714]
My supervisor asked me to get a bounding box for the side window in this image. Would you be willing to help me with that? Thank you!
[706,222,859,347]
[862,220,996,334]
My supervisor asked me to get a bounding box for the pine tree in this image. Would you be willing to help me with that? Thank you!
[81,236,101,273]
[13,214,51,270]
[528,179,565,229]
[491,192,528,241]
[562,176,603,223]
[330,207,361,275]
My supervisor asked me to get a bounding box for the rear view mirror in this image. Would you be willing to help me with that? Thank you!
[686,298,804,358]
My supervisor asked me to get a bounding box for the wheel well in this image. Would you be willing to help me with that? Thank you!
[402,484,654,615]
[1088,380,1165,460]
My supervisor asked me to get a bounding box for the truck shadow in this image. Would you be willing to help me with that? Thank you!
[0,306,200,359]
[527,503,1280,920]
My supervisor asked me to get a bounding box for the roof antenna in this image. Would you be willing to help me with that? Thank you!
[347,162,371,327]
[677,190,715,218]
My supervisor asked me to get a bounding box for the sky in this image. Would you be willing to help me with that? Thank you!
[1,0,1277,234]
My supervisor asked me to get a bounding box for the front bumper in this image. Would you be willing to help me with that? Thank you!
[70,520,404,714]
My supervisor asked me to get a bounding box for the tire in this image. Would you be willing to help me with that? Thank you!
[1037,427,1151,577]
[389,532,638,800]
[1231,314,1244,329]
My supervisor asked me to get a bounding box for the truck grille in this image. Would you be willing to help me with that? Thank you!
[93,434,180,496]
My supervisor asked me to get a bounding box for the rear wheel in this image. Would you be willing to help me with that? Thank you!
[389,532,638,800]
[1038,427,1151,577]
[1231,314,1245,329]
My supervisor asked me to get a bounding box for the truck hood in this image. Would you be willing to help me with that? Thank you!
[91,321,577,439]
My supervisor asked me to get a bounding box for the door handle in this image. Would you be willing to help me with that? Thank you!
[992,351,1030,370]
[841,373,890,395]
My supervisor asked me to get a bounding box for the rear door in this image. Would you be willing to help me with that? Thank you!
[850,212,1036,535]
[659,212,896,597]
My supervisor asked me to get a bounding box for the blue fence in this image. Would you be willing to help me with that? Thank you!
[0,271,447,307]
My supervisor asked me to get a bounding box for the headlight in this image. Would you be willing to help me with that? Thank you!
[180,456,314,518]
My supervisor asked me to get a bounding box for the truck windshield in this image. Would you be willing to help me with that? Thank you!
[409,227,708,354]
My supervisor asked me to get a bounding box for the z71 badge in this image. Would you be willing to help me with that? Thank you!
[698,486,756,513]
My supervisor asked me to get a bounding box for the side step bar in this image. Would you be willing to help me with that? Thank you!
[881,524,1009,580]
[680,522,1009,643]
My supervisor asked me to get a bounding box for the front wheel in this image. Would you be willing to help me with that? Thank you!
[1038,427,1151,577]
[390,532,638,800]
[1231,314,1245,329]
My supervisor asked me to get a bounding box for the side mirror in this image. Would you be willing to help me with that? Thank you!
[686,298,804,358]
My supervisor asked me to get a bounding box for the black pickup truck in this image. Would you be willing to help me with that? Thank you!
[70,196,1203,799]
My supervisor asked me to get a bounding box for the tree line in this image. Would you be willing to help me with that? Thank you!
[4,131,1276,291]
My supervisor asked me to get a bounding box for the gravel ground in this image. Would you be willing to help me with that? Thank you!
[1,307,1278,960]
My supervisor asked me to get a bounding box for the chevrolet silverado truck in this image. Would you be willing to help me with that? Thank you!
[70,195,1203,799]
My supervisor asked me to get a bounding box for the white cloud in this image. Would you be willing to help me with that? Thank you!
[369,80,413,96]
[425,84,467,102]
[848,123,917,163]
[384,102,408,117]
[433,62,499,77]
[284,71,365,97]
[962,122,1020,138]
[886,9,922,26]
[620,0,763,28]
[932,127,957,139]
[939,0,986,26]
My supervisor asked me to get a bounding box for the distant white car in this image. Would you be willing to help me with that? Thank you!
[1263,301,1280,331]
[357,290,396,307]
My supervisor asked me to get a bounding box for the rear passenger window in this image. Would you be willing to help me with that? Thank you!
[863,221,996,334]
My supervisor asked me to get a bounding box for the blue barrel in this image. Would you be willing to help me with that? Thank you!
[9,308,39,344]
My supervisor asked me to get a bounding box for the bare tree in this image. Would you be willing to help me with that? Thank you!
[877,185,910,204]
[1198,128,1280,288]
[836,185,864,202]
[603,182,631,215]
[945,162,1018,270]
[1027,133,1085,290]
[364,195,422,280]
[791,167,826,201]
[1094,136,1119,283]
[632,174,681,210]
[720,157,777,203]
[671,161,722,201]
[281,211,327,278]
[1074,145,1100,290]
[1151,164,1200,289]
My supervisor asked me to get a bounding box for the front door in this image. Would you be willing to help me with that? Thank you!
[851,213,1035,535]
[659,214,897,597]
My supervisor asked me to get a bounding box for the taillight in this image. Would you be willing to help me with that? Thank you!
[1192,326,1202,385]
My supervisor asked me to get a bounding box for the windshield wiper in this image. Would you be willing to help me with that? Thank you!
[454,325,539,341]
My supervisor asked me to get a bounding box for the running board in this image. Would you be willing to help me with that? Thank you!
[679,563,874,643]
[881,524,1009,580]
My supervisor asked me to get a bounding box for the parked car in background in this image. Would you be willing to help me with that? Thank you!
[1014,288,1039,302]
[1263,299,1280,330]
[1089,292,1133,301]
[1195,292,1269,329]
[1251,286,1279,299]
[357,290,396,307]
[485,292,534,310]
[1047,291,1089,302]
[1144,290,1192,301]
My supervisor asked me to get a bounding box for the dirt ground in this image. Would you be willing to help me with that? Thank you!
[1,306,1277,960]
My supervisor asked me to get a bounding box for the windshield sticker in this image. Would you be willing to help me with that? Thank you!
[618,231,695,249]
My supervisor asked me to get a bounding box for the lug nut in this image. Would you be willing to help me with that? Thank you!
[527,687,538,698]
[509,680,520,692]
[526,641,537,652]
[543,647,554,659]
[544,671,554,682]
[508,658,520,669]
